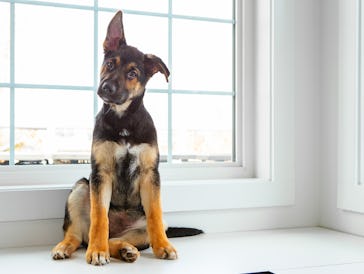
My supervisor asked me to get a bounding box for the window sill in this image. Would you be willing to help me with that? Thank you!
[0,176,295,223]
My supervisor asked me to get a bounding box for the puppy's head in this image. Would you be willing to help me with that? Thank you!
[98,11,169,110]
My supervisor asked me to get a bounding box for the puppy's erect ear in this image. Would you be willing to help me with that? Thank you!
[144,54,170,82]
[103,10,126,52]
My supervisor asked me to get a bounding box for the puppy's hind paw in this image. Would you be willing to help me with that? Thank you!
[119,246,140,263]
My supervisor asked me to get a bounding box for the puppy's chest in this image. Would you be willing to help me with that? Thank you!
[110,142,145,208]
[92,138,158,208]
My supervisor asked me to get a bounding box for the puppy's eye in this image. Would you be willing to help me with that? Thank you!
[106,60,114,71]
[127,70,138,80]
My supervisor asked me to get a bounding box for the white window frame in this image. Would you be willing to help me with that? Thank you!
[338,0,364,213]
[0,0,295,224]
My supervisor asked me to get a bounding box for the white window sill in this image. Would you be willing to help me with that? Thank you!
[0,176,295,223]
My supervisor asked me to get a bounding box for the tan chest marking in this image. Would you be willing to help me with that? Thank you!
[92,141,158,178]
[128,143,158,172]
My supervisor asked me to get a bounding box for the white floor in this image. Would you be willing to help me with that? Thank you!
[1,227,364,274]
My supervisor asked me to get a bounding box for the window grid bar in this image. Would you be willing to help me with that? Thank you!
[151,89,235,96]
[169,14,234,24]
[9,1,15,165]
[0,0,235,24]
[167,0,173,163]
[93,0,99,117]
[357,0,362,185]
[232,0,237,162]
[0,83,235,96]
[269,0,275,181]
[0,83,94,90]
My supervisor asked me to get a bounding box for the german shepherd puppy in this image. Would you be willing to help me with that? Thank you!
[52,10,201,265]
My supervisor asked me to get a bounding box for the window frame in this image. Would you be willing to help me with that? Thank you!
[0,0,296,222]
[337,0,364,213]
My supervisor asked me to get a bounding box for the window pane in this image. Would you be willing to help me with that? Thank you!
[172,94,233,162]
[0,89,10,165]
[173,0,233,20]
[0,3,10,83]
[14,89,93,165]
[144,93,168,161]
[98,12,169,89]
[172,19,233,92]
[99,0,168,14]
[15,5,93,86]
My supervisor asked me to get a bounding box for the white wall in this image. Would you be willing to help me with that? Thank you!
[320,0,364,236]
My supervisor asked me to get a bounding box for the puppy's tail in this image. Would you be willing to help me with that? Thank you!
[166,227,204,238]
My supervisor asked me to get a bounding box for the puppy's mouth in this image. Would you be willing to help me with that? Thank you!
[98,89,129,106]
[99,96,128,106]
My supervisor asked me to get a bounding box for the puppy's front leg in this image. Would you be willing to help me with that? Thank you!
[140,173,177,259]
[86,179,112,265]
[86,142,114,265]
[138,145,177,260]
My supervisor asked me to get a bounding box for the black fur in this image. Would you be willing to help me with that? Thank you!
[93,100,157,145]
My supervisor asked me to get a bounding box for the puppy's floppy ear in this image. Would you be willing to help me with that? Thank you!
[103,10,126,52]
[144,54,170,82]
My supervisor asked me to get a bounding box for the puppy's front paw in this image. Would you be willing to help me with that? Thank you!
[86,247,110,266]
[52,243,71,260]
[52,241,78,260]
[153,241,177,260]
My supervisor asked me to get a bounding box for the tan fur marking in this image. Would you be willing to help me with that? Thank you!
[100,64,108,76]
[115,56,121,66]
[110,100,133,115]
[127,80,143,98]
[92,141,118,170]
[139,144,158,171]
[124,63,143,99]
[126,62,138,71]
[128,143,158,171]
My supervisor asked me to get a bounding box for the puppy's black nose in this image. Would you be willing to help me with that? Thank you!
[101,81,117,94]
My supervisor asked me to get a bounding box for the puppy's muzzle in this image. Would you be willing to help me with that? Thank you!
[98,80,121,103]
[100,81,117,95]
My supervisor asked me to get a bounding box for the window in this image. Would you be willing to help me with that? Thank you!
[0,0,296,216]
[0,0,236,168]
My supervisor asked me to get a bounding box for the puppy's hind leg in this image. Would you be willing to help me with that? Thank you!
[109,228,149,263]
[52,178,91,260]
